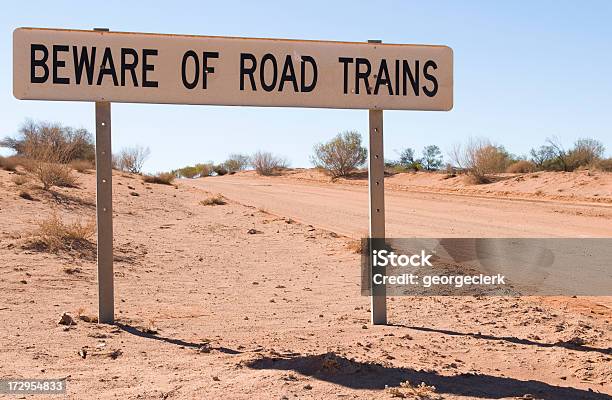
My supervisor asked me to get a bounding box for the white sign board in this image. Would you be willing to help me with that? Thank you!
[13,28,453,110]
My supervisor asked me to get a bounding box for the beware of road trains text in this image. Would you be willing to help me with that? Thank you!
[29,44,441,97]
[14,29,452,110]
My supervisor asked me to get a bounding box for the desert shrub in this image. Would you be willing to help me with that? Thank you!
[198,163,215,177]
[530,144,558,170]
[213,164,228,176]
[450,138,512,182]
[70,159,94,173]
[442,163,457,178]
[473,145,512,175]
[11,174,29,185]
[15,126,81,191]
[311,131,367,178]
[25,160,78,190]
[0,155,22,171]
[421,145,443,171]
[1,120,95,162]
[566,138,605,170]
[529,137,567,171]
[530,137,605,172]
[200,194,227,206]
[223,153,250,173]
[142,172,175,185]
[398,148,422,171]
[115,146,150,174]
[29,214,95,253]
[592,158,612,172]
[506,160,535,173]
[174,165,201,178]
[385,163,410,174]
[174,163,215,178]
[251,151,288,176]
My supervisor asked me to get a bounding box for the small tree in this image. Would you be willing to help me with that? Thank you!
[399,148,415,166]
[115,146,150,174]
[223,153,250,173]
[530,145,556,170]
[251,151,288,175]
[544,137,569,171]
[421,145,443,171]
[395,148,422,171]
[567,138,605,169]
[311,131,367,178]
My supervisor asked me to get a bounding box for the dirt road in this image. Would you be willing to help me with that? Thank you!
[190,175,612,238]
[2,168,611,399]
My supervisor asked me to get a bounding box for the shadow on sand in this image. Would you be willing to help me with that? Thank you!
[399,325,612,356]
[246,352,610,399]
[115,322,242,355]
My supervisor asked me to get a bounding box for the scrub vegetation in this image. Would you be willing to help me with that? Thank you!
[142,172,175,185]
[114,145,150,174]
[311,131,367,178]
[200,193,227,206]
[26,214,95,254]
[250,151,289,176]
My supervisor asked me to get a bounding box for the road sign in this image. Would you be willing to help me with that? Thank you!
[14,27,455,326]
[13,28,453,111]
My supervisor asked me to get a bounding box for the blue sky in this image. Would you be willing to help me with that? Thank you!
[1,1,611,172]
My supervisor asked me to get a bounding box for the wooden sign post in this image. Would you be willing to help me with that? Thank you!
[13,27,453,326]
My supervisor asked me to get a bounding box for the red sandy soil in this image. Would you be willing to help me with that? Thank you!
[0,167,610,399]
[193,169,612,238]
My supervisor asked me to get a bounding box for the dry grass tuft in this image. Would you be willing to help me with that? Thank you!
[463,174,491,185]
[142,172,175,185]
[200,194,227,206]
[70,159,94,173]
[506,160,535,173]
[25,160,78,190]
[27,214,95,254]
[63,267,82,275]
[386,381,441,399]
[346,239,364,254]
[0,156,22,171]
[11,174,29,186]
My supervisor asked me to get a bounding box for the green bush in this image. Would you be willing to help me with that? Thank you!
[223,154,250,173]
[173,163,215,178]
[311,131,366,178]
[421,145,444,171]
